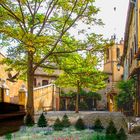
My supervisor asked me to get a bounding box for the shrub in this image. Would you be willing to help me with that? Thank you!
[105,134,117,140]
[5,133,12,140]
[53,117,63,131]
[117,127,127,140]
[75,117,85,130]
[106,120,117,140]
[106,120,117,135]
[79,101,88,111]
[93,118,104,132]
[24,113,34,127]
[37,113,47,127]
[61,114,71,128]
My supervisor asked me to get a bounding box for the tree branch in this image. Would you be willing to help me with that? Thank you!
[25,0,33,17]
[0,3,23,22]
[16,0,28,32]
[52,49,85,55]
[37,0,58,36]
[61,0,78,32]
[33,0,89,71]
[0,3,26,33]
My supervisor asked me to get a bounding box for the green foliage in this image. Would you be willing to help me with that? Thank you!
[0,0,107,79]
[115,79,136,113]
[75,117,85,130]
[117,127,127,140]
[87,91,102,100]
[106,120,117,135]
[53,118,63,131]
[79,101,88,111]
[56,53,106,112]
[37,113,47,127]
[60,90,76,98]
[5,133,12,140]
[61,89,101,100]
[93,118,104,132]
[0,0,108,118]
[24,113,34,127]
[81,132,106,140]
[69,100,75,111]
[105,134,117,140]
[56,53,106,91]
[61,114,71,128]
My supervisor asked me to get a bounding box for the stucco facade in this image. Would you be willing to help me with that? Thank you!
[122,0,140,116]
[0,53,60,112]
[0,53,25,103]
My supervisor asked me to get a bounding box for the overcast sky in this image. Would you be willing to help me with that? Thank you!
[94,0,129,41]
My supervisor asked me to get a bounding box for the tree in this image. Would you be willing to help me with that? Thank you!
[37,113,47,127]
[53,117,63,131]
[61,114,71,128]
[0,0,106,119]
[56,53,106,113]
[115,79,136,115]
[24,113,34,127]
[106,120,117,136]
[117,127,127,140]
[75,117,85,130]
[93,118,104,132]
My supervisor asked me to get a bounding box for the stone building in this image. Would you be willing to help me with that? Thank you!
[0,53,24,103]
[121,0,140,116]
[0,53,60,112]
[103,38,124,112]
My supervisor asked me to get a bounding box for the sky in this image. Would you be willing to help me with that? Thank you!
[94,0,129,41]
[0,0,130,54]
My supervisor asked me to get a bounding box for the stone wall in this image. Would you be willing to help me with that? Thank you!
[33,84,60,112]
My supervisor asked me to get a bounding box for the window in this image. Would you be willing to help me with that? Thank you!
[42,80,49,86]
[116,48,120,59]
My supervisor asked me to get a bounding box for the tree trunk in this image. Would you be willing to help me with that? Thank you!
[26,51,34,121]
[75,81,80,113]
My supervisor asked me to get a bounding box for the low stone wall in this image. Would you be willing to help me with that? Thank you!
[83,112,128,131]
[35,111,128,131]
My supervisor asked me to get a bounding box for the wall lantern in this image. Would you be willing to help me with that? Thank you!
[117,63,121,71]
